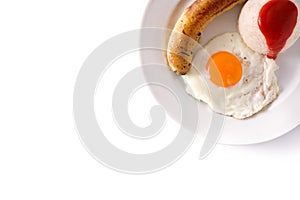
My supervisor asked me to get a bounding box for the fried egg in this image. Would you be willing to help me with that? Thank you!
[182,32,279,119]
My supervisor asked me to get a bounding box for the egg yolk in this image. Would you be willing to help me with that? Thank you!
[206,51,242,88]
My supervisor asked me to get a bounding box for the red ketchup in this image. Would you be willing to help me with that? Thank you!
[258,0,298,59]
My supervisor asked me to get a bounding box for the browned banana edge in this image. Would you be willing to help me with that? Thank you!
[167,0,247,75]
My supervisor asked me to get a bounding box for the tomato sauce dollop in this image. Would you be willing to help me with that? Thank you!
[258,0,298,59]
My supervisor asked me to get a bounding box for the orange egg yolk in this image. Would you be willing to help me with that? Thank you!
[206,51,242,88]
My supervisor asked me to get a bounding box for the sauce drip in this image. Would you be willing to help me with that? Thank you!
[258,0,298,59]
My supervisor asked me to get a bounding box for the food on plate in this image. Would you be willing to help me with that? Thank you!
[166,0,300,119]
[167,0,246,75]
[239,0,300,59]
[182,33,279,119]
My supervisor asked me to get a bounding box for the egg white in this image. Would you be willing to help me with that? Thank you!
[182,32,279,119]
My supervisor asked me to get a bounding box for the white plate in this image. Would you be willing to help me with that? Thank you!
[141,0,300,145]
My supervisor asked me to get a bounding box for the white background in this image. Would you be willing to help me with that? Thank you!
[1,0,300,199]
